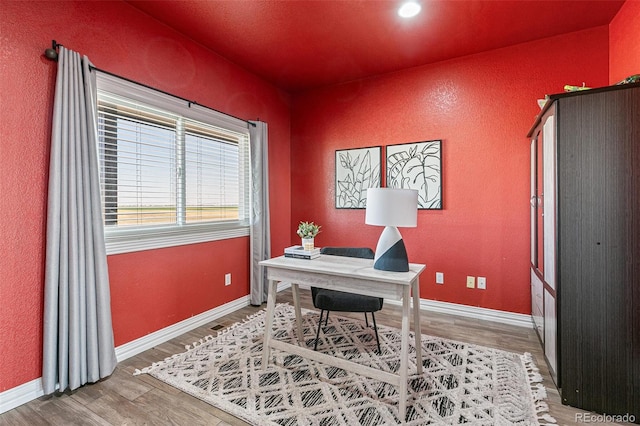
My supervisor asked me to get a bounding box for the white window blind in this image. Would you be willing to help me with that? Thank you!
[95,72,250,254]
[184,123,242,224]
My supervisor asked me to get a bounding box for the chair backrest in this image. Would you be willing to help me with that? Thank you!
[320,246,374,259]
[314,246,382,308]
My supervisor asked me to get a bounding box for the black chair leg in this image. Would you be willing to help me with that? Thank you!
[364,312,369,327]
[371,312,381,353]
[325,311,330,326]
[314,310,325,351]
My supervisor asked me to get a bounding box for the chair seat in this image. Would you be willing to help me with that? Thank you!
[312,247,383,352]
[314,289,383,312]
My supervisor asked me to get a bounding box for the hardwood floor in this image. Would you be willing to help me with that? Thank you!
[1,288,633,425]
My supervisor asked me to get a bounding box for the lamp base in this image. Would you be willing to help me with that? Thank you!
[373,226,409,272]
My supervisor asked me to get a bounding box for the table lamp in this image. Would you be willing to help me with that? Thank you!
[365,188,418,272]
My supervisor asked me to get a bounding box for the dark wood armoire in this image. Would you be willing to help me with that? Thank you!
[527,82,639,420]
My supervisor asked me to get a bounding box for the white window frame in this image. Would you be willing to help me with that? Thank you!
[95,71,250,255]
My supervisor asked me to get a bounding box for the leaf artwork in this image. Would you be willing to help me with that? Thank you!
[387,141,442,209]
[335,147,381,208]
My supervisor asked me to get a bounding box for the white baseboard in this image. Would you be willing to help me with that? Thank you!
[0,295,250,414]
[115,295,250,361]
[0,378,45,415]
[386,298,533,328]
[278,282,532,328]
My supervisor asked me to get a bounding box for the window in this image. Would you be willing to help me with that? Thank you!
[95,72,250,254]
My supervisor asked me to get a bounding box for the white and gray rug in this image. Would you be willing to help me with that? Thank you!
[135,304,556,425]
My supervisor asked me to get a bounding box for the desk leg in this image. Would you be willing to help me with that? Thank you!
[291,283,304,344]
[412,279,423,375]
[399,285,411,421]
[261,279,278,369]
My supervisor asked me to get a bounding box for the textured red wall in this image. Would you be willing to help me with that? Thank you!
[108,239,250,346]
[0,0,290,392]
[609,0,640,84]
[290,27,609,315]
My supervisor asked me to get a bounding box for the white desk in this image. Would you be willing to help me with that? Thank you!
[259,254,426,420]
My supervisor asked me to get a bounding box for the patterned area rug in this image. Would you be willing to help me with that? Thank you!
[135,304,556,425]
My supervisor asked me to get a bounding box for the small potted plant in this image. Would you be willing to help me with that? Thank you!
[297,221,321,251]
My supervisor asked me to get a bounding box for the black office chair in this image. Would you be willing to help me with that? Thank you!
[312,247,383,353]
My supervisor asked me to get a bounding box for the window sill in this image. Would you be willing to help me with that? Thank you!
[105,222,250,255]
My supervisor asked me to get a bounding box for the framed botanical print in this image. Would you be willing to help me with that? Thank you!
[335,146,381,209]
[386,140,442,209]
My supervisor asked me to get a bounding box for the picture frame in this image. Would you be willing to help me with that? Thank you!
[386,140,442,209]
[335,146,382,209]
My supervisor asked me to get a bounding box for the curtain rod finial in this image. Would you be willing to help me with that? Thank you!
[44,40,59,61]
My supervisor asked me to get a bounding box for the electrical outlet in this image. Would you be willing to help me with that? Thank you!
[436,272,444,284]
[225,273,232,286]
[478,277,486,290]
[466,276,475,288]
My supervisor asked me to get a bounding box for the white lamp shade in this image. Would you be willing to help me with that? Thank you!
[365,188,418,228]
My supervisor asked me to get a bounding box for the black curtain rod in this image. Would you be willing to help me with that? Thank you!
[43,40,256,127]
[88,65,256,127]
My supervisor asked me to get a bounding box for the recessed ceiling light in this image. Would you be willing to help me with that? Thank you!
[398,1,421,18]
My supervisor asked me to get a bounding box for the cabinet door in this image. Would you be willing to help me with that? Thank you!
[536,132,545,275]
[542,115,556,290]
[541,110,558,384]
[530,138,537,266]
[531,269,544,339]
[544,289,557,382]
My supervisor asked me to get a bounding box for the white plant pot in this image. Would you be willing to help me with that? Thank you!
[301,237,315,251]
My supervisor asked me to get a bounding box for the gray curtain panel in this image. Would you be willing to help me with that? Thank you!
[249,121,271,306]
[42,47,117,394]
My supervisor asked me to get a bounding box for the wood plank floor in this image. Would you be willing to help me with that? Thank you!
[1,288,633,425]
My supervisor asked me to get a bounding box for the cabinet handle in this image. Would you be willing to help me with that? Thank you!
[530,196,542,207]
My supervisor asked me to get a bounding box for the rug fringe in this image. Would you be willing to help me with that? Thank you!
[522,352,557,425]
[214,303,287,340]
[185,335,214,350]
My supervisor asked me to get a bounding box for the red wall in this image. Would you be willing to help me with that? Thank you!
[0,0,291,392]
[609,0,640,84]
[290,27,609,315]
